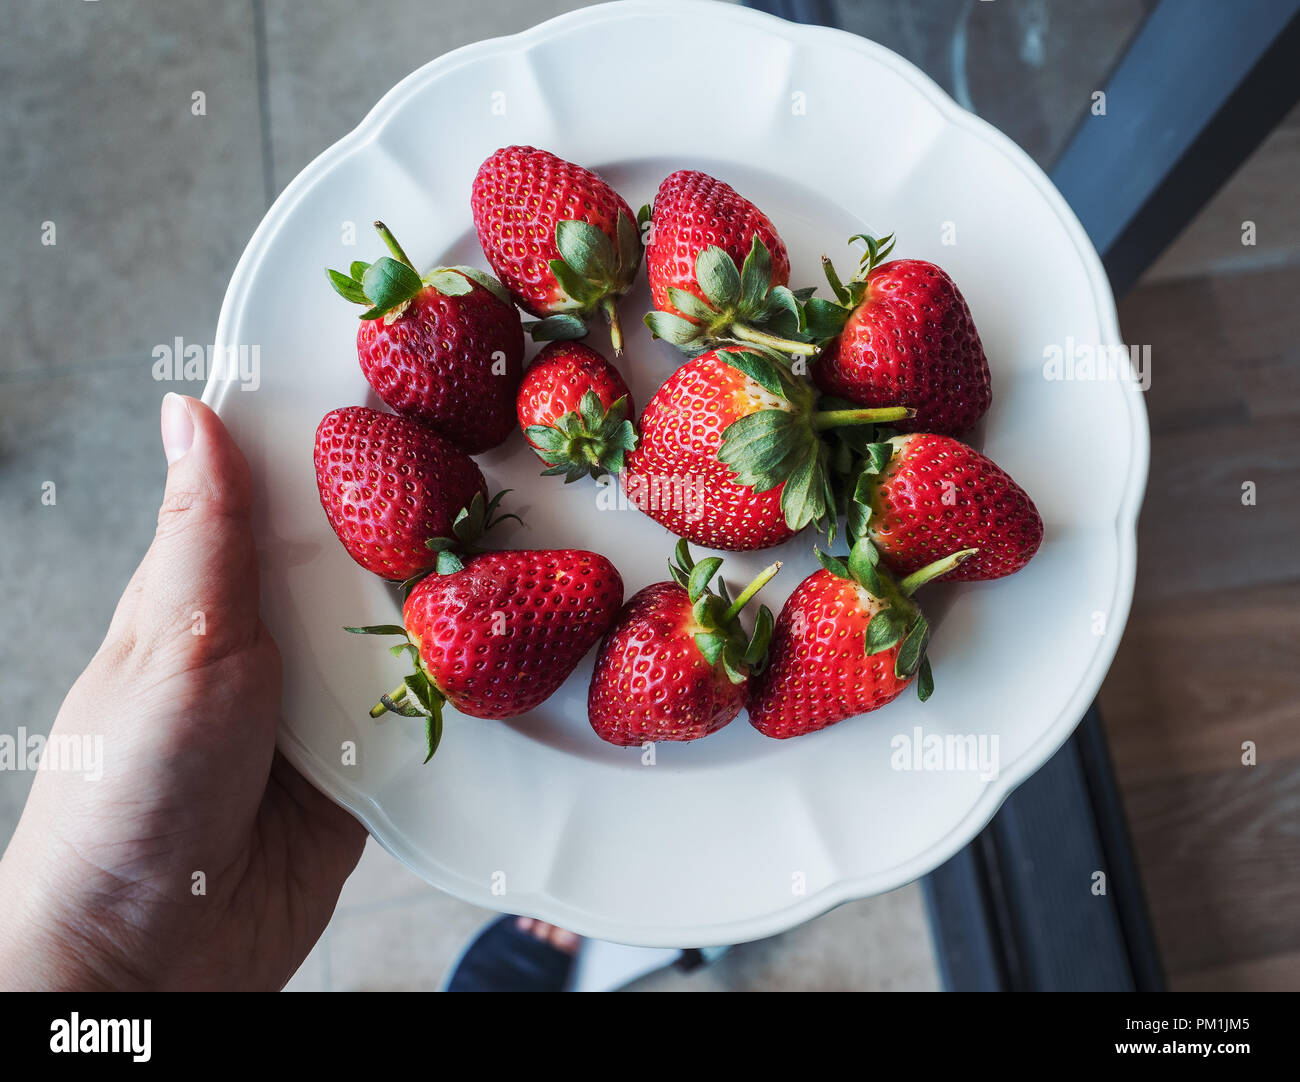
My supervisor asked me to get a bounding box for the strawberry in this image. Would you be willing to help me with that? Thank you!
[747,546,976,739]
[471,146,642,351]
[621,346,911,551]
[348,547,624,761]
[851,434,1043,582]
[313,406,487,581]
[588,542,779,745]
[516,341,637,482]
[328,222,524,454]
[642,169,814,356]
[807,235,991,436]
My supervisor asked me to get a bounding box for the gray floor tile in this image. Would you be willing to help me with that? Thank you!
[261,0,595,191]
[0,359,167,828]
[0,0,266,377]
[627,883,941,991]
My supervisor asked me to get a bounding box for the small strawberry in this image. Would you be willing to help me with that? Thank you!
[348,547,624,761]
[588,541,779,745]
[313,406,487,581]
[516,341,637,482]
[328,222,524,454]
[643,169,814,356]
[807,234,992,436]
[471,146,642,351]
[747,545,976,739]
[850,434,1043,582]
[622,347,911,551]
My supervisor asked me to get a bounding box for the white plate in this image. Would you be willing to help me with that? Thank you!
[206,0,1148,947]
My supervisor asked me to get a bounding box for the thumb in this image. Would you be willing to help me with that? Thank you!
[107,394,262,656]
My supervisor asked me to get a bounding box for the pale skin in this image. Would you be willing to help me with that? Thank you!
[0,395,366,990]
[0,395,575,990]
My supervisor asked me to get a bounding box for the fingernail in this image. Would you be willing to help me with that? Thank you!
[161,393,195,464]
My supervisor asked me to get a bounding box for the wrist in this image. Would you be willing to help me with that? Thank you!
[0,836,146,991]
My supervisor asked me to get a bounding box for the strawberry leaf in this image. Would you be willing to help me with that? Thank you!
[864,441,894,475]
[816,548,851,580]
[449,265,512,305]
[739,235,773,313]
[674,538,695,572]
[779,446,828,532]
[848,536,878,586]
[805,297,850,341]
[721,653,747,686]
[718,409,803,491]
[716,348,789,398]
[424,268,474,297]
[424,709,443,763]
[435,550,464,575]
[547,258,603,309]
[327,268,369,306]
[359,257,423,320]
[667,287,719,325]
[556,219,616,282]
[527,313,588,342]
[688,557,724,602]
[916,656,935,702]
[864,610,904,655]
[616,211,642,280]
[696,246,742,310]
[743,604,774,667]
[822,255,850,305]
[644,310,701,347]
[694,631,726,666]
[846,497,871,544]
[895,615,930,679]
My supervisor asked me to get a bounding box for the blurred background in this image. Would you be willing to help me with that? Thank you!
[1,0,1296,990]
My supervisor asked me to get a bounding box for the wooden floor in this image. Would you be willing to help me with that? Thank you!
[1097,106,1300,991]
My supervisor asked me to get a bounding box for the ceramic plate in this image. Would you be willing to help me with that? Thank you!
[206,0,1148,947]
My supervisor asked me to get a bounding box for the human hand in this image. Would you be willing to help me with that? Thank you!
[0,393,365,990]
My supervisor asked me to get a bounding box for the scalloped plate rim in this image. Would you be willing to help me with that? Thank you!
[205,0,1148,948]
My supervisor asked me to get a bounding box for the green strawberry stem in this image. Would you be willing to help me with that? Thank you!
[812,406,915,430]
[602,296,624,354]
[730,322,818,356]
[373,220,416,271]
[721,561,782,625]
[899,548,979,596]
[370,683,407,718]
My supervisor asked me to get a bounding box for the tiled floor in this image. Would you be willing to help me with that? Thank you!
[1,0,1294,991]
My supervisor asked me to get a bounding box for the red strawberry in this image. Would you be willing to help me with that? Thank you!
[748,547,975,739]
[328,222,524,454]
[471,146,641,351]
[349,548,624,761]
[313,406,487,581]
[621,347,910,551]
[588,542,779,745]
[516,341,637,481]
[853,434,1042,581]
[643,170,813,356]
[808,234,991,436]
